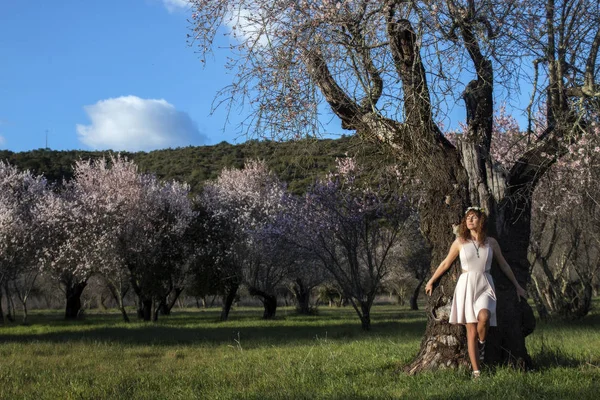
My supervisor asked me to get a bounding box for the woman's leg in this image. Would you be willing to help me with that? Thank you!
[476,309,491,362]
[477,309,490,342]
[466,323,480,372]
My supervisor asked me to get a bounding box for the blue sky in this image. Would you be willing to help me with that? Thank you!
[1,1,532,154]
[0,0,255,152]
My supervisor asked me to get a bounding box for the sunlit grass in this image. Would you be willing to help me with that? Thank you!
[0,303,599,399]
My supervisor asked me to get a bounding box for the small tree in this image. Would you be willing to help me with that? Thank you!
[293,157,416,330]
[202,160,291,319]
[38,156,195,322]
[121,175,195,322]
[36,185,100,319]
[382,231,430,311]
[187,204,242,320]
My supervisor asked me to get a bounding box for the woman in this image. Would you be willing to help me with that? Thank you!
[424,206,527,378]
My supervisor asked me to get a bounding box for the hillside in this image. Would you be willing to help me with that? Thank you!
[0,135,397,195]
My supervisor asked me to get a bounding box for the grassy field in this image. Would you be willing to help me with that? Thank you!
[0,304,599,399]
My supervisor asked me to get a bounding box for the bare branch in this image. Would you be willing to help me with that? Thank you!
[303,48,364,130]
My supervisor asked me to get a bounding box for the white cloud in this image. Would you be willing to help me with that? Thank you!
[0,135,5,147]
[76,96,207,152]
[162,0,190,13]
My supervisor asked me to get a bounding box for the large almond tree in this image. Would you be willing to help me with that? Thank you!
[188,0,600,371]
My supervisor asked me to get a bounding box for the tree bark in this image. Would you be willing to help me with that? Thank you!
[166,287,184,313]
[106,281,130,323]
[410,277,426,311]
[292,279,312,315]
[220,284,239,321]
[153,300,160,322]
[139,298,152,321]
[0,289,4,324]
[64,281,87,319]
[530,278,550,321]
[359,302,371,331]
[261,294,277,319]
[490,204,536,368]
[119,305,130,323]
[249,287,278,319]
[4,283,15,322]
[158,297,170,316]
[22,300,29,324]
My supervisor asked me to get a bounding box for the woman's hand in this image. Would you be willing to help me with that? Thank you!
[425,280,434,296]
[515,285,527,301]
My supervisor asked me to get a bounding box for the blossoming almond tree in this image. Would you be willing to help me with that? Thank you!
[36,179,105,319]
[0,162,48,323]
[279,157,415,330]
[189,0,600,370]
[78,156,195,322]
[202,160,290,319]
[264,197,332,315]
[126,176,195,321]
[37,156,195,321]
[64,156,141,321]
[186,203,242,321]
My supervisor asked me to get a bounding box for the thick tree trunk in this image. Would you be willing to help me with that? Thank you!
[220,284,239,321]
[166,287,184,313]
[158,297,170,316]
[65,281,87,319]
[96,292,107,311]
[492,203,536,368]
[410,277,426,311]
[407,264,470,373]
[0,290,4,324]
[403,155,472,373]
[261,294,277,319]
[293,279,312,315]
[251,288,277,319]
[359,302,371,331]
[406,172,536,374]
[139,298,152,321]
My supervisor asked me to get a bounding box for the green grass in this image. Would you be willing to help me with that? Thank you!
[0,304,599,399]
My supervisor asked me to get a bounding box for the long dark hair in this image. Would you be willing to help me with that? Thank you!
[458,208,488,244]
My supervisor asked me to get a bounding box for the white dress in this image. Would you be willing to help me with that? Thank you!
[449,239,497,326]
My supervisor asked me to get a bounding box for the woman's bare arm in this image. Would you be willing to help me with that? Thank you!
[425,239,461,296]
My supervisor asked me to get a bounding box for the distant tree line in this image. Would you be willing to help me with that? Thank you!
[0,141,429,329]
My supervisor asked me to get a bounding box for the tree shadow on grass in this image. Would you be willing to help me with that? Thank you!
[0,310,427,348]
[527,309,600,370]
[530,341,591,371]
